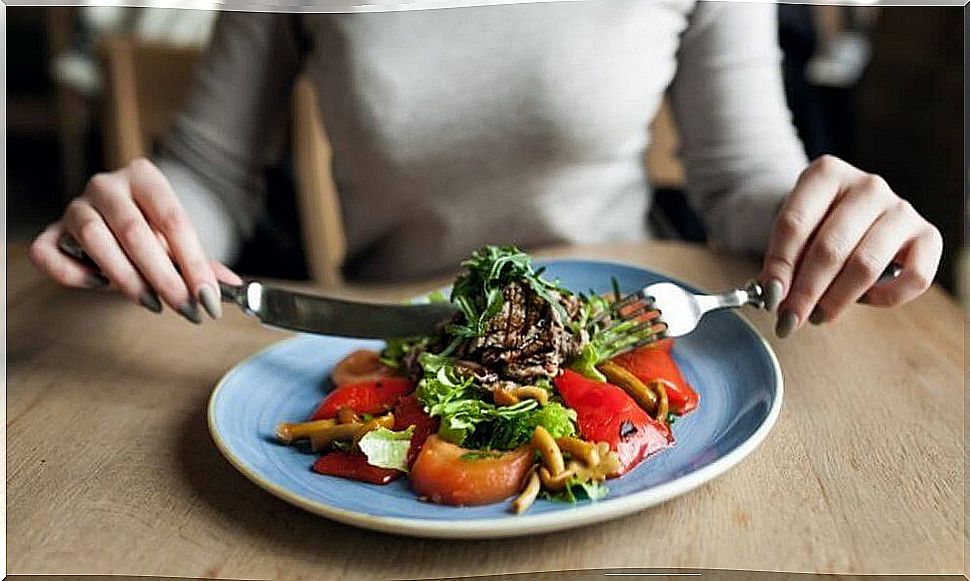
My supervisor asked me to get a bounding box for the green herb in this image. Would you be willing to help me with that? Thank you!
[459,451,504,461]
[568,343,607,382]
[570,315,661,378]
[357,426,414,472]
[330,440,354,452]
[542,477,609,503]
[415,353,577,450]
[447,246,572,339]
[380,336,430,368]
[464,401,576,451]
[532,377,553,391]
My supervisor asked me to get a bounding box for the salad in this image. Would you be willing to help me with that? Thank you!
[275,246,699,513]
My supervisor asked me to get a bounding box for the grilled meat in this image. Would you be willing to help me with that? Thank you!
[460,281,584,384]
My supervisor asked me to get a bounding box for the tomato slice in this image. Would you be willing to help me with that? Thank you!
[410,435,534,506]
[392,394,439,468]
[332,349,397,387]
[554,370,672,475]
[312,451,402,485]
[309,377,415,420]
[610,341,699,415]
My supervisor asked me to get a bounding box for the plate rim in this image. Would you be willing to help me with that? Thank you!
[207,258,784,539]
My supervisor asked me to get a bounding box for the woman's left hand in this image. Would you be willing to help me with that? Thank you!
[759,155,943,338]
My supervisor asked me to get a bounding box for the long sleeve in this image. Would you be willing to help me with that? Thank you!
[155,12,303,263]
[670,2,809,255]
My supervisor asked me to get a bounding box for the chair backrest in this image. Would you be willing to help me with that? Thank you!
[645,98,685,190]
[100,36,347,287]
[290,77,346,287]
[100,36,203,168]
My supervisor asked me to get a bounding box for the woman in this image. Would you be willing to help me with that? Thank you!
[28,2,942,338]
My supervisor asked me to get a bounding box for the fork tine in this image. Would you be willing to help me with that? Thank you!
[613,291,646,312]
[590,291,645,325]
[615,297,656,319]
[607,315,669,355]
[618,305,661,323]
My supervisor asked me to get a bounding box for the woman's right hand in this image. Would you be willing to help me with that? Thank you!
[28,157,241,323]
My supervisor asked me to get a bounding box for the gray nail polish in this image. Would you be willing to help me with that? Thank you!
[139,292,163,313]
[178,302,203,324]
[809,307,825,326]
[85,273,110,289]
[775,311,798,339]
[764,279,784,313]
[198,284,222,320]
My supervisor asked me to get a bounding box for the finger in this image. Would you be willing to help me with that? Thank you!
[863,224,943,307]
[759,155,864,311]
[210,259,244,286]
[814,203,921,322]
[84,173,200,323]
[62,198,162,313]
[780,178,895,327]
[28,223,110,290]
[126,158,221,319]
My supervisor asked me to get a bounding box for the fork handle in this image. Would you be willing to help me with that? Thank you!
[721,262,902,312]
[698,281,766,313]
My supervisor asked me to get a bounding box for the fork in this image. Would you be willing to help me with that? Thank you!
[608,262,902,348]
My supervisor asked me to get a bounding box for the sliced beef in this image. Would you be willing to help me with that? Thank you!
[461,281,584,384]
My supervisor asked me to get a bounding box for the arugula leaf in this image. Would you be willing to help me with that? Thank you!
[570,306,663,377]
[357,426,415,472]
[380,336,429,368]
[447,246,573,339]
[542,477,610,503]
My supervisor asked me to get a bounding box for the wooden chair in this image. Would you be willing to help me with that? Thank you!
[645,98,684,190]
[101,35,684,287]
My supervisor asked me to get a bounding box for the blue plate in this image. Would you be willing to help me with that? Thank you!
[208,259,783,538]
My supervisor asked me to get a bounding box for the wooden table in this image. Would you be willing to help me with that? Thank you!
[6,242,965,579]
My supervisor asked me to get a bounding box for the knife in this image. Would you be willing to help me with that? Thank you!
[58,235,459,339]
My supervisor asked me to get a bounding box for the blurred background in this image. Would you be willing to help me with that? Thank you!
[7,6,966,297]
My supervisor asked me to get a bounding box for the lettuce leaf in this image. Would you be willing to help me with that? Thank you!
[357,426,415,472]
[416,352,576,449]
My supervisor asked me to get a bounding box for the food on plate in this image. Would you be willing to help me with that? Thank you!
[275,245,699,513]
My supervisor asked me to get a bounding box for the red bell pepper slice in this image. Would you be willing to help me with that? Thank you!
[311,451,403,485]
[610,342,699,415]
[555,370,672,475]
[392,394,439,468]
[309,377,415,420]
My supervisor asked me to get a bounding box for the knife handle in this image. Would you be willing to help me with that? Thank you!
[58,233,246,304]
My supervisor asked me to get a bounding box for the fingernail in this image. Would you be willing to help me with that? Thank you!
[198,284,222,320]
[178,302,203,325]
[764,279,784,313]
[139,291,163,313]
[85,272,110,289]
[809,307,826,326]
[775,310,798,338]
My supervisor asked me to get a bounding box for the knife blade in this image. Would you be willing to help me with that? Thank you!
[58,234,458,339]
[220,280,458,339]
